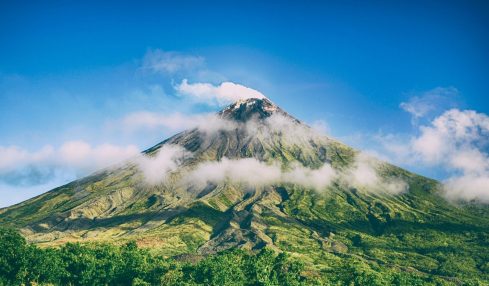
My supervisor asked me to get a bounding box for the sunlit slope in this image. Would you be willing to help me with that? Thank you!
[1,98,488,282]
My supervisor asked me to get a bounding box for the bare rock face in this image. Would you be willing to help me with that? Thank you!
[219,98,283,121]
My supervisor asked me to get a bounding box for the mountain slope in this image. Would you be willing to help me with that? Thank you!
[1,98,488,282]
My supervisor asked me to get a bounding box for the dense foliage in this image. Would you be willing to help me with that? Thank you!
[2,228,486,286]
[0,227,306,286]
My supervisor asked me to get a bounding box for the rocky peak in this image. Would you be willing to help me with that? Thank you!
[218,98,291,122]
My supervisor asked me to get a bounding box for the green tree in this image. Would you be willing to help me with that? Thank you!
[0,228,29,285]
[192,249,247,286]
[272,252,305,286]
[24,246,66,285]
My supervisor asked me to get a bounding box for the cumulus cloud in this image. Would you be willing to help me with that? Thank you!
[400,86,459,123]
[410,109,489,167]
[136,145,191,185]
[377,108,489,203]
[412,109,489,202]
[176,79,266,106]
[141,49,205,74]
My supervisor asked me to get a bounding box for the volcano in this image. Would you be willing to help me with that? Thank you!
[1,98,488,281]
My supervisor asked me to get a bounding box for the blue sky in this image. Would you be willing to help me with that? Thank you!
[1,0,489,207]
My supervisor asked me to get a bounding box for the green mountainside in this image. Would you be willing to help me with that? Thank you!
[1,98,488,284]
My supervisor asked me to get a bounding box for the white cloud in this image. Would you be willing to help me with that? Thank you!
[400,86,459,123]
[176,79,266,106]
[0,141,140,182]
[257,113,324,146]
[0,145,54,173]
[186,158,281,188]
[183,153,405,194]
[136,145,191,185]
[444,175,489,203]
[415,109,489,202]
[376,108,489,202]
[344,153,407,195]
[141,49,205,74]
[286,162,337,190]
[448,149,489,175]
[185,157,337,190]
[411,109,489,167]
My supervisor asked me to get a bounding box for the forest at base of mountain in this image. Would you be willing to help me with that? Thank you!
[0,228,486,286]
